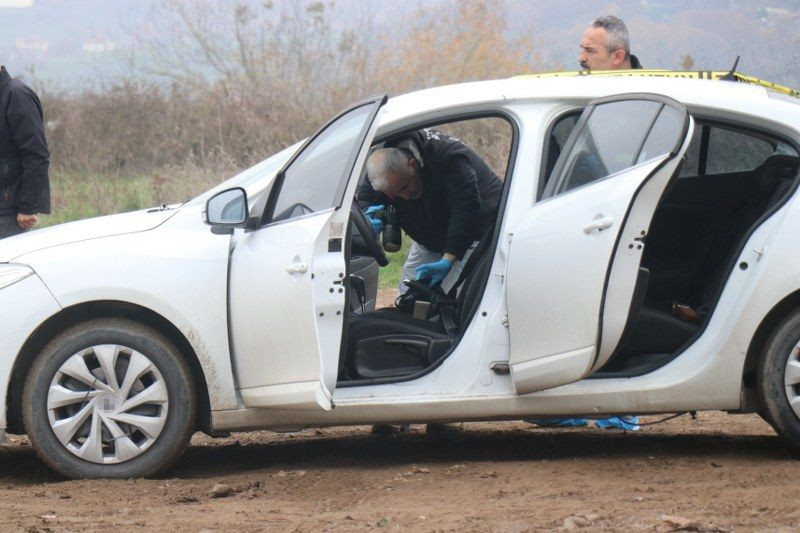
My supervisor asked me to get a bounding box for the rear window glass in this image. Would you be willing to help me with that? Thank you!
[679,124,799,177]
[706,127,774,174]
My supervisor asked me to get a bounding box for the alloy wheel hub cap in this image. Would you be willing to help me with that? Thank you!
[785,341,800,421]
[47,344,169,464]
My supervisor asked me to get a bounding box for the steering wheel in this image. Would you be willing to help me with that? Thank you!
[350,203,389,267]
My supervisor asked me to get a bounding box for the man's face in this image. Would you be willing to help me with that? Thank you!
[579,26,626,70]
[381,159,423,200]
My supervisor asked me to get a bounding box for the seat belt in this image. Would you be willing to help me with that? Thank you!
[445,226,494,300]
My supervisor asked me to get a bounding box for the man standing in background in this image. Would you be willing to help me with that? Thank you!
[0,65,50,239]
[529,16,645,432]
[579,15,642,71]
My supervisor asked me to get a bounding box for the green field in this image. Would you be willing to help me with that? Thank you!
[378,235,411,291]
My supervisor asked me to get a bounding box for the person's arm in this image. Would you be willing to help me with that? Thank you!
[7,87,50,221]
[442,156,482,260]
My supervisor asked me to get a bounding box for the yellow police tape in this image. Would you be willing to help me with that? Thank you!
[514,70,800,98]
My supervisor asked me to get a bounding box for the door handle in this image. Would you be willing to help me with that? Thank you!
[583,215,614,234]
[286,261,308,274]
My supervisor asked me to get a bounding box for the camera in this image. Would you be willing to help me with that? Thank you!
[374,206,402,252]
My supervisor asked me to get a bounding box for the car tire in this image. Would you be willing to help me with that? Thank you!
[757,310,800,452]
[22,318,196,479]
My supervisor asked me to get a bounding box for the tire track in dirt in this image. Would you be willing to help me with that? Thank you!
[2,413,800,531]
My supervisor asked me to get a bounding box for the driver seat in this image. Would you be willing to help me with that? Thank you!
[344,232,495,381]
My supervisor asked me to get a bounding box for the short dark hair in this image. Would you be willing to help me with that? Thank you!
[591,15,630,58]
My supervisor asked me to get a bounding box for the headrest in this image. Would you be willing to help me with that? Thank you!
[758,154,799,193]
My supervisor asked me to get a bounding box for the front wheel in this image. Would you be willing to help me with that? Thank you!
[22,318,196,479]
[757,310,800,452]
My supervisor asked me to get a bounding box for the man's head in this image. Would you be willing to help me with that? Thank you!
[579,15,632,71]
[366,147,423,200]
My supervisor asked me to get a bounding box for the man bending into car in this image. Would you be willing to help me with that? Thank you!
[358,129,503,295]
[359,129,502,435]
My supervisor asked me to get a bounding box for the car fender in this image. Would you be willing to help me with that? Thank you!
[0,273,62,435]
[717,190,800,390]
[15,206,239,413]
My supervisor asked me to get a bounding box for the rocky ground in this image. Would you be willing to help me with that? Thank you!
[2,412,800,531]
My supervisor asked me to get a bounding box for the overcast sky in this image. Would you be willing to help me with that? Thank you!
[1,0,798,89]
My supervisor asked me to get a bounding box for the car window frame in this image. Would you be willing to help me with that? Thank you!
[538,108,582,201]
[260,95,387,227]
[338,108,521,388]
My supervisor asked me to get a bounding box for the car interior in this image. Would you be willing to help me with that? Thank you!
[592,119,800,376]
[336,109,800,387]
[337,116,514,386]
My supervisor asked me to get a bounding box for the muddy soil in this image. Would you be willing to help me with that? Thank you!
[2,412,800,532]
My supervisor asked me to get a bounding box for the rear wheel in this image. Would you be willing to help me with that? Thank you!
[22,318,196,479]
[757,310,800,451]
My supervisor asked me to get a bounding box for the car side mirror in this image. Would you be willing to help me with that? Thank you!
[205,187,249,231]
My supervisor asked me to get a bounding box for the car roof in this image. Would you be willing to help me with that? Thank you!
[517,70,800,98]
[380,71,800,132]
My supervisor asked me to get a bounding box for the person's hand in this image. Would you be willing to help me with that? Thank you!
[17,213,38,229]
[364,204,385,237]
[415,257,453,288]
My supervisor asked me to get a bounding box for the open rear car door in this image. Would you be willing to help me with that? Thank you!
[506,94,694,394]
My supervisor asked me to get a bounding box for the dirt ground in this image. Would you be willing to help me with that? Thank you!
[2,412,800,532]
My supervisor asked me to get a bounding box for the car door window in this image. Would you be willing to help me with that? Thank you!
[635,105,685,164]
[268,103,375,222]
[555,100,661,194]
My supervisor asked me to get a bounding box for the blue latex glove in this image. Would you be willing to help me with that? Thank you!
[415,257,453,288]
[594,416,640,431]
[364,204,385,237]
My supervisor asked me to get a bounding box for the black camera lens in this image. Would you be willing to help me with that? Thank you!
[381,207,402,252]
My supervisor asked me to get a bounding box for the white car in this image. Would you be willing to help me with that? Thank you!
[3,71,800,479]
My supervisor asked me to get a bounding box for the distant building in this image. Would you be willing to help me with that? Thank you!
[14,36,48,58]
[82,38,117,54]
[0,0,34,7]
[765,7,800,19]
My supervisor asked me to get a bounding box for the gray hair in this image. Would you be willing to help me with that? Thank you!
[591,15,630,58]
[366,147,412,193]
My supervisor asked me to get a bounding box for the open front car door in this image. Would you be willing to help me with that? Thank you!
[507,94,694,394]
[228,96,386,410]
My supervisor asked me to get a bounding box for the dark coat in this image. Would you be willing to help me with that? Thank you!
[0,66,50,216]
[358,129,503,260]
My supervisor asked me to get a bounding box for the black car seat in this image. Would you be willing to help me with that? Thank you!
[685,154,799,312]
[344,229,496,381]
[611,154,798,363]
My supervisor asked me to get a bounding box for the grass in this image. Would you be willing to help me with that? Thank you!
[379,234,412,291]
[38,171,155,228]
[37,166,223,228]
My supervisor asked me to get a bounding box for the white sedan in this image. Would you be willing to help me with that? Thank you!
[3,71,800,479]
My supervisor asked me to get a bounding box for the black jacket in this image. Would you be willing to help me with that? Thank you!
[358,129,503,259]
[0,66,50,216]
